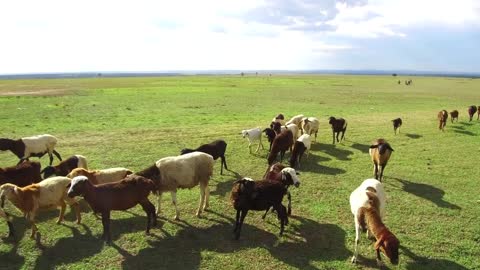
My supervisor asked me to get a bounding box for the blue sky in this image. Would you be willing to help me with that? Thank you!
[1,0,479,74]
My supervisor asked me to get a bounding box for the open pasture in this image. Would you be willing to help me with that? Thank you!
[0,75,479,269]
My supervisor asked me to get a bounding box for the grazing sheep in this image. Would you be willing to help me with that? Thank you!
[181,139,228,175]
[0,161,42,187]
[369,139,394,182]
[41,155,88,179]
[391,118,402,135]
[241,128,264,153]
[271,113,286,126]
[0,176,81,241]
[135,152,214,220]
[289,134,311,169]
[267,129,293,165]
[300,117,319,142]
[67,175,156,243]
[0,134,62,165]
[67,167,133,185]
[285,114,304,126]
[449,110,459,123]
[467,105,477,121]
[328,117,347,144]
[262,164,300,217]
[350,179,399,266]
[230,171,300,240]
[262,128,276,152]
[437,110,448,131]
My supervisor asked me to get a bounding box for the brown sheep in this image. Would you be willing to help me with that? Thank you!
[467,105,477,121]
[437,110,448,131]
[391,118,402,135]
[267,129,293,165]
[449,110,459,123]
[369,139,394,182]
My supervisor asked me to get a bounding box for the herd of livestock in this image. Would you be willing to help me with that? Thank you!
[0,104,479,266]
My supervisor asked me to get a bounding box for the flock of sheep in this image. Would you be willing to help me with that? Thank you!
[0,104,478,266]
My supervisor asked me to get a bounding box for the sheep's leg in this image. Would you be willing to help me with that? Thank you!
[48,152,54,166]
[204,183,210,210]
[156,192,163,216]
[315,131,318,142]
[220,155,228,174]
[57,200,66,224]
[287,191,292,216]
[171,191,180,220]
[274,204,287,236]
[140,199,156,233]
[341,128,346,141]
[351,219,361,263]
[379,164,386,182]
[332,131,335,144]
[65,197,82,224]
[235,209,248,240]
[336,132,340,143]
[262,207,270,219]
[234,210,241,233]
[373,163,379,180]
[53,150,62,161]
[376,248,384,266]
[101,211,111,243]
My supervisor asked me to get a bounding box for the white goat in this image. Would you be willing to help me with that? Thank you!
[135,152,214,220]
[67,167,133,185]
[0,176,81,240]
[241,127,264,153]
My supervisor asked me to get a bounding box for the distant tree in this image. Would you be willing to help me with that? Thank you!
[97,73,102,77]
[241,72,245,76]
[392,73,397,77]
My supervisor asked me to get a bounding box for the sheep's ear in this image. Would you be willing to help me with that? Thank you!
[374,236,385,250]
[296,172,300,175]
[13,187,19,194]
[369,145,378,149]
[66,183,71,189]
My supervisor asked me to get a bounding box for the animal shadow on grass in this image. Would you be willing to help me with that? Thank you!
[211,170,241,198]
[451,125,476,136]
[459,122,474,126]
[405,133,423,139]
[349,142,370,153]
[401,246,469,270]
[392,177,461,209]
[122,212,350,270]
[298,154,346,175]
[0,216,26,270]
[312,143,353,161]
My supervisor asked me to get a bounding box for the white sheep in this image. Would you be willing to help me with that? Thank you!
[241,127,264,153]
[285,114,304,126]
[0,134,62,165]
[0,176,81,241]
[300,117,320,142]
[67,167,133,185]
[282,123,300,143]
[135,152,214,220]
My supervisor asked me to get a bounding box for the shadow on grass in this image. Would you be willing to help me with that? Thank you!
[298,154,346,175]
[350,142,370,153]
[405,133,423,139]
[401,246,469,270]
[459,121,474,126]
[0,217,25,270]
[122,213,350,270]
[392,177,461,210]
[211,170,242,198]
[312,143,354,161]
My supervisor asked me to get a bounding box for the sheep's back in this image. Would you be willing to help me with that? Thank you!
[94,168,132,184]
[350,179,385,218]
[157,152,214,190]
[21,134,57,155]
[35,176,71,207]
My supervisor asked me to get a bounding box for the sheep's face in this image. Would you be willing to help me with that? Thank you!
[40,166,56,179]
[380,235,400,265]
[67,176,88,198]
[241,130,248,138]
[281,168,300,187]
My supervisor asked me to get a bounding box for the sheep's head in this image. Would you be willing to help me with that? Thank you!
[67,176,89,198]
[40,166,56,179]
[180,148,194,155]
[241,130,248,138]
[375,234,400,265]
[0,184,17,207]
[328,116,335,125]
[281,168,300,187]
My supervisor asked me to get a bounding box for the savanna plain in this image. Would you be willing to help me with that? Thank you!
[0,75,479,270]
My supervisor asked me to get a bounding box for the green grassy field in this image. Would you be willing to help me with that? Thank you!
[0,75,479,270]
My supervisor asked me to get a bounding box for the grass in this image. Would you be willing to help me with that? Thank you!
[0,74,479,270]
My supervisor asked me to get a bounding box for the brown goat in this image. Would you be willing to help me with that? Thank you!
[67,175,156,243]
[437,110,448,131]
[267,129,293,165]
[369,139,394,182]
[0,161,42,187]
[391,118,402,135]
[449,110,459,123]
[468,105,478,121]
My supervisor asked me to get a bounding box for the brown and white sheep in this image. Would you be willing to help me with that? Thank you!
[67,167,133,185]
[0,134,62,165]
[135,152,214,220]
[289,134,311,169]
[285,114,305,126]
[350,179,399,266]
[437,110,448,131]
[369,139,394,182]
[41,154,88,179]
[300,117,319,142]
[391,118,402,135]
[0,176,81,241]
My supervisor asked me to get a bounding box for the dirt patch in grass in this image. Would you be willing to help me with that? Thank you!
[0,88,71,96]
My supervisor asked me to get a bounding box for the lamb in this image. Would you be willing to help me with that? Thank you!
[134,152,214,220]
[262,164,300,217]
[41,154,88,179]
[241,128,264,153]
[285,114,304,126]
[449,110,459,123]
[300,117,319,142]
[67,167,133,185]
[289,134,311,169]
[271,113,286,126]
[267,129,293,165]
[468,105,478,121]
[262,128,276,152]
[230,170,300,240]
[369,139,394,182]
[0,161,42,187]
[0,176,81,241]
[350,179,399,266]
[438,110,448,131]
[328,117,347,144]
[391,118,402,135]
[67,175,156,243]
[0,134,62,165]
[180,139,228,175]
